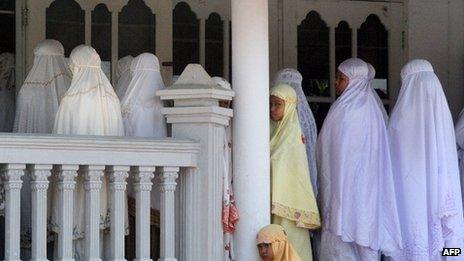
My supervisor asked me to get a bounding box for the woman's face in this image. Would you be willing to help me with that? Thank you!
[335,70,349,95]
[270,95,285,121]
[257,243,274,261]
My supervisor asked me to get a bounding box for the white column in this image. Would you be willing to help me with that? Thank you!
[111,12,118,86]
[56,164,79,261]
[329,27,336,99]
[231,1,271,260]
[133,166,155,261]
[85,9,92,45]
[157,167,179,261]
[352,28,357,58]
[199,18,206,68]
[29,164,52,261]
[223,19,230,80]
[2,164,25,261]
[84,165,105,261]
[108,166,129,261]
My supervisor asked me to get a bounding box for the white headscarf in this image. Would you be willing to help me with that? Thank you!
[121,53,166,138]
[14,39,71,133]
[115,55,133,99]
[318,58,402,254]
[273,68,318,196]
[389,59,464,259]
[367,63,388,122]
[53,45,124,136]
[0,52,15,132]
[455,109,464,209]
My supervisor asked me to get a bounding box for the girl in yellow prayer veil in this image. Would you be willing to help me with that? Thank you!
[257,224,301,261]
[270,84,320,261]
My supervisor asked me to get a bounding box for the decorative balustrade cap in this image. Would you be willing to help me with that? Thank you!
[157,64,234,102]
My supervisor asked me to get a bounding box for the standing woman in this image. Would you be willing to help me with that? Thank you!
[14,39,71,133]
[270,84,320,260]
[53,45,124,260]
[121,53,166,138]
[212,76,239,260]
[114,55,133,100]
[389,59,464,260]
[273,68,318,196]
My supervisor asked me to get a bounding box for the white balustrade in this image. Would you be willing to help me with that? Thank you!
[0,135,199,261]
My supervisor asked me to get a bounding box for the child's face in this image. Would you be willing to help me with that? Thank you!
[270,95,285,121]
[219,100,231,108]
[257,243,274,261]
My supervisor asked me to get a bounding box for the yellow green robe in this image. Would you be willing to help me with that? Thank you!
[270,84,321,261]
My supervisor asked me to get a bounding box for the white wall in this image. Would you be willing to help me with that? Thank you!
[405,0,464,119]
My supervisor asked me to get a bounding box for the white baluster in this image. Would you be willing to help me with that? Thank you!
[107,166,129,261]
[157,167,179,261]
[1,163,25,261]
[29,164,52,261]
[133,166,155,261]
[84,165,105,261]
[55,164,78,261]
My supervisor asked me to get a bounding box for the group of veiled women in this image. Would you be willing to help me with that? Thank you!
[0,39,187,260]
[263,58,464,261]
[1,39,464,261]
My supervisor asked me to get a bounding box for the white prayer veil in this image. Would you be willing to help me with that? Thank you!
[14,39,71,133]
[455,109,464,210]
[0,52,15,132]
[273,68,318,196]
[115,55,133,99]
[121,53,167,138]
[389,59,464,259]
[318,58,402,255]
[367,63,388,122]
[53,45,124,136]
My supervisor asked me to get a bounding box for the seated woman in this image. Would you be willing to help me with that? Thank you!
[270,84,320,260]
[257,224,301,261]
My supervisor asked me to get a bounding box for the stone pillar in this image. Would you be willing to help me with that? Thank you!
[29,164,52,261]
[108,166,130,261]
[2,164,25,261]
[55,164,79,261]
[231,0,271,260]
[157,167,179,261]
[158,64,234,261]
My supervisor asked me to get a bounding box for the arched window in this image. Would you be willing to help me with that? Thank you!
[0,0,15,53]
[205,13,224,77]
[297,11,330,97]
[119,0,156,58]
[46,0,85,56]
[335,21,352,67]
[173,2,199,76]
[92,4,111,61]
[358,14,388,99]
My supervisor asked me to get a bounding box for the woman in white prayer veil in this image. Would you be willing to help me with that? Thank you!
[367,63,388,122]
[52,45,124,260]
[14,39,71,133]
[212,76,239,261]
[389,59,464,261]
[455,109,464,209]
[273,68,318,196]
[318,58,402,261]
[121,53,167,138]
[115,55,133,99]
[0,52,15,132]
